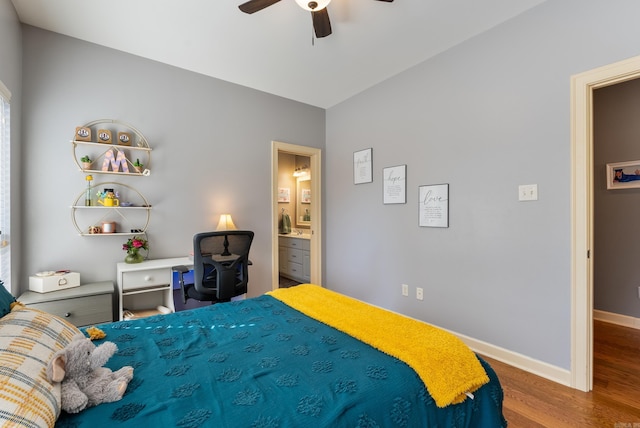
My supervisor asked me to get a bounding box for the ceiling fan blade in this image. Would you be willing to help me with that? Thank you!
[238,0,281,14]
[312,8,332,38]
[375,0,394,2]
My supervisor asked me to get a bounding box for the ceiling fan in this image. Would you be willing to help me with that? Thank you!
[238,0,394,39]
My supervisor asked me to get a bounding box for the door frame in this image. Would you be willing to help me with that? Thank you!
[571,55,640,391]
[271,141,322,290]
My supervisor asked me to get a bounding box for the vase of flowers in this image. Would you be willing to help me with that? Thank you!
[122,236,148,264]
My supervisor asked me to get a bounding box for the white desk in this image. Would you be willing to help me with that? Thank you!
[116,257,191,321]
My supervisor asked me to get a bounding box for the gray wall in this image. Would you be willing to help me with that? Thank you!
[9,0,640,375]
[324,0,640,370]
[0,0,22,293]
[19,25,325,299]
[594,79,640,318]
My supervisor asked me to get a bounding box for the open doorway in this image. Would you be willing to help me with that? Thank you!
[271,141,322,291]
[571,55,640,391]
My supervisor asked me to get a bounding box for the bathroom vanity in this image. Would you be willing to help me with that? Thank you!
[278,234,310,283]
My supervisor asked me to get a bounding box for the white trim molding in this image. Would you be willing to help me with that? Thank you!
[455,330,572,387]
[594,310,640,330]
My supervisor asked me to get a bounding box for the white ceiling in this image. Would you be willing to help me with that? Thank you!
[10,0,546,109]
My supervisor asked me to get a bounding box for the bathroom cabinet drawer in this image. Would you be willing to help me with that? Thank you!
[287,248,303,263]
[287,261,304,278]
[121,268,171,291]
[287,238,310,251]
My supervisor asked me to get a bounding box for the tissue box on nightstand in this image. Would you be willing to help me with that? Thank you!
[29,272,80,293]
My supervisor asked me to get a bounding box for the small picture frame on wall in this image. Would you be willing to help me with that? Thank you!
[301,188,311,204]
[354,148,373,184]
[278,187,290,203]
[419,183,449,228]
[606,160,640,189]
[383,165,406,204]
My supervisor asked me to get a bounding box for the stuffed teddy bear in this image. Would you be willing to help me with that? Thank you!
[46,334,134,414]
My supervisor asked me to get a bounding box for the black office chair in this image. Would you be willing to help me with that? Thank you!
[173,230,254,305]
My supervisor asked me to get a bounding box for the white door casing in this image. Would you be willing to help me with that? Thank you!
[571,55,640,391]
[271,141,322,290]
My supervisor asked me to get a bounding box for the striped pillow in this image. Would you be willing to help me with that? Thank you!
[0,304,80,428]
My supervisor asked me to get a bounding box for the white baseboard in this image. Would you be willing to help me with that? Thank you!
[594,309,640,329]
[449,330,572,387]
[445,312,639,389]
[378,305,574,388]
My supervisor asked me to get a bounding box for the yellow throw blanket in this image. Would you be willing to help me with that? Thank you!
[268,284,489,408]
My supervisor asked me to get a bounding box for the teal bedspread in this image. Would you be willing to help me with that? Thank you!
[56,295,506,427]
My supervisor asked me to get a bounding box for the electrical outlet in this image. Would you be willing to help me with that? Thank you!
[416,287,424,301]
[402,284,409,297]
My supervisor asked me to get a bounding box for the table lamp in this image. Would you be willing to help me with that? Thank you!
[216,214,236,231]
[216,214,236,255]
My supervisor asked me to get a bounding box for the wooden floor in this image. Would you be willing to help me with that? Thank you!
[481,320,640,427]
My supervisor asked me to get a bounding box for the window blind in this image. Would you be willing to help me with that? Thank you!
[0,80,11,292]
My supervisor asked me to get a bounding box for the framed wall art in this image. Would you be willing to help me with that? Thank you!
[353,148,373,184]
[383,164,406,204]
[606,160,640,189]
[419,184,449,228]
[278,187,290,203]
[301,188,311,203]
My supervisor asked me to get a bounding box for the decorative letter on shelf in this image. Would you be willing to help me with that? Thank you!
[101,148,130,173]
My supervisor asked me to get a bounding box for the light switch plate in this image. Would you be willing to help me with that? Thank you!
[519,184,538,201]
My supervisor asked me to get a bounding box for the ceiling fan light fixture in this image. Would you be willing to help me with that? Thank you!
[295,0,331,11]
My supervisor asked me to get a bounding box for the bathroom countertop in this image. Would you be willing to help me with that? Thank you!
[278,233,311,240]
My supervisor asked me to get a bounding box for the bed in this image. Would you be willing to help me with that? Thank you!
[0,284,506,427]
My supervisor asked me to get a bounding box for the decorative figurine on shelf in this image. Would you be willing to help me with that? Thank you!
[117,132,131,146]
[97,189,120,207]
[85,175,93,206]
[81,155,92,170]
[97,129,112,144]
[133,158,143,174]
[101,148,129,173]
[122,236,148,264]
[75,126,91,142]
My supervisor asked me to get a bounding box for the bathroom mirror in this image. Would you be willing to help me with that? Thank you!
[296,177,311,227]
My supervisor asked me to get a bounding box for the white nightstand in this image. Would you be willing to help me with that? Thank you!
[18,281,114,327]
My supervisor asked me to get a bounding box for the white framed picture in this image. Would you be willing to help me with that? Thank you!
[278,187,290,202]
[353,148,373,184]
[606,160,640,189]
[419,184,449,228]
[383,165,406,204]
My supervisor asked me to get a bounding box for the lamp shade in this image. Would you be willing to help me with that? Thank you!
[295,0,331,11]
[216,214,237,231]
